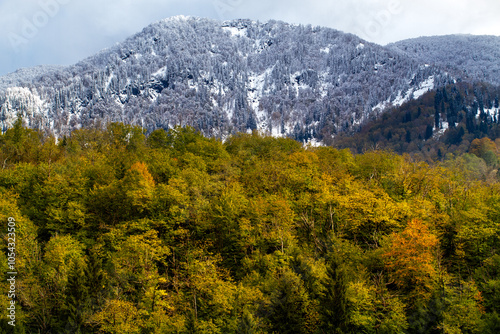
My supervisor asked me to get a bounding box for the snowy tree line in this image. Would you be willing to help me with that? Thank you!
[2,17,495,142]
[389,35,500,86]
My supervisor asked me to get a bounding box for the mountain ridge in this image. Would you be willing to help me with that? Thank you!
[0,17,498,143]
[388,34,500,85]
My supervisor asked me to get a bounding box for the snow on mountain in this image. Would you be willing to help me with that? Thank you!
[2,17,498,143]
[388,35,500,86]
[0,86,51,132]
[0,65,65,90]
[413,76,435,99]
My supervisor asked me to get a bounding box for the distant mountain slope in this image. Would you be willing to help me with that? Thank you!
[388,35,500,85]
[0,16,448,141]
[334,81,500,161]
[0,65,66,90]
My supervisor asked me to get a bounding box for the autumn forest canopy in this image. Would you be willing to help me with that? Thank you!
[0,120,500,333]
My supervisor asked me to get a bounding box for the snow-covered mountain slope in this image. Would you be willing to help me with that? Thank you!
[2,17,493,142]
[0,65,66,90]
[388,35,500,86]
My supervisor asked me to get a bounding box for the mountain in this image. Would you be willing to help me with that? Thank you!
[334,80,500,160]
[330,35,500,158]
[1,16,499,144]
[388,35,500,86]
[0,65,66,90]
[0,16,445,141]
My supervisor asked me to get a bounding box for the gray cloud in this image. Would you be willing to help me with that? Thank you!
[1,0,499,75]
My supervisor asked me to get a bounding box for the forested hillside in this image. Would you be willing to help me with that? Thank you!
[334,81,500,164]
[1,120,499,333]
[0,16,450,140]
[389,35,500,86]
[3,18,500,147]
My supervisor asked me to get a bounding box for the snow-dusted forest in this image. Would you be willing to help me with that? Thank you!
[1,17,499,143]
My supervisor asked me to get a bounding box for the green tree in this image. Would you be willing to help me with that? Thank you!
[62,259,88,333]
[266,269,317,334]
[320,254,350,333]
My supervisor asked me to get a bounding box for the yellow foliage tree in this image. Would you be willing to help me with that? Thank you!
[124,161,155,212]
[470,137,498,167]
[90,299,143,334]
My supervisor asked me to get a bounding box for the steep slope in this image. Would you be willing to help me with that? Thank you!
[334,81,500,161]
[388,35,500,86]
[0,16,447,141]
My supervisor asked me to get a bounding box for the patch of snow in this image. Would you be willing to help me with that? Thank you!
[392,90,409,107]
[222,26,247,38]
[434,121,449,138]
[163,15,191,23]
[304,137,323,147]
[372,96,392,112]
[119,93,128,103]
[356,43,365,50]
[152,66,167,77]
[247,67,273,130]
[148,89,159,102]
[413,76,434,99]
[105,73,114,91]
[375,75,436,111]
[320,47,330,53]
[482,107,499,118]
[271,125,282,137]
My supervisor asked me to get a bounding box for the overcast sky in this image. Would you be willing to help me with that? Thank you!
[1,0,499,76]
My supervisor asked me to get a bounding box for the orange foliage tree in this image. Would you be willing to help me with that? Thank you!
[383,219,439,298]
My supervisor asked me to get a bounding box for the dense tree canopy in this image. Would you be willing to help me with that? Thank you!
[0,122,499,333]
